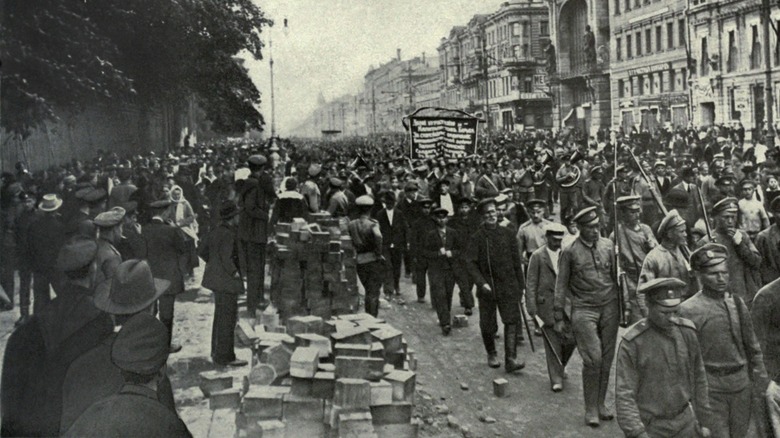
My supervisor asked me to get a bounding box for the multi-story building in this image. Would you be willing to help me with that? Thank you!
[438,1,553,131]
[609,0,692,131]
[689,0,780,139]
[548,0,612,134]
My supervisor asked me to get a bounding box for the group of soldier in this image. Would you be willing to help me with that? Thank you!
[2,125,780,436]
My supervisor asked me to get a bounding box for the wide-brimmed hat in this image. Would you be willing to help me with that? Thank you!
[94,259,170,315]
[39,194,63,212]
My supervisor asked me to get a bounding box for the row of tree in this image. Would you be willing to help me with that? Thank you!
[1,0,272,138]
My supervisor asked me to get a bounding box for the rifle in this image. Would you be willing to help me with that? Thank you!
[695,185,713,240]
[624,144,691,259]
[533,314,562,366]
[614,143,631,328]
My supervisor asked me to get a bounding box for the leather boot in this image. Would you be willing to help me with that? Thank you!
[598,365,614,421]
[582,368,601,427]
[483,332,500,368]
[504,324,525,373]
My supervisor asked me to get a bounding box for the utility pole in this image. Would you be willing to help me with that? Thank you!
[372,86,377,134]
[269,34,276,140]
[763,0,775,147]
[482,28,491,136]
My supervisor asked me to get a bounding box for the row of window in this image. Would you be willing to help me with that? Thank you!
[616,68,688,98]
[616,18,686,61]
[486,20,549,46]
[614,0,705,16]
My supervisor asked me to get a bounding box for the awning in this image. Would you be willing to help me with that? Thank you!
[563,108,576,123]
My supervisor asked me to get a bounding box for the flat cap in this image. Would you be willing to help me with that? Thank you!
[639,277,687,307]
[616,195,642,211]
[654,160,667,168]
[616,164,628,173]
[431,207,449,217]
[477,197,497,214]
[247,154,268,166]
[657,209,686,238]
[83,188,107,203]
[111,313,170,376]
[56,238,98,272]
[544,222,567,238]
[690,242,728,271]
[712,197,739,216]
[404,181,419,191]
[416,197,433,207]
[355,195,374,206]
[573,206,600,226]
[526,199,546,209]
[494,194,509,205]
[93,207,126,227]
[739,178,756,188]
[590,165,603,174]
[715,173,736,186]
[329,177,344,188]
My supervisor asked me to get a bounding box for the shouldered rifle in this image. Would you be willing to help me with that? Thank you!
[624,144,691,259]
[695,185,713,240]
[614,144,630,328]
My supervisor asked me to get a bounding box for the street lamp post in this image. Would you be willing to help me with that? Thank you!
[762,0,775,147]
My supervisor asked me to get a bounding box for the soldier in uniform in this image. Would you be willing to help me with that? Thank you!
[556,153,582,219]
[581,166,606,233]
[93,207,125,285]
[516,199,551,267]
[639,210,695,306]
[752,274,780,385]
[695,197,762,306]
[466,198,525,373]
[326,177,349,218]
[526,223,576,392]
[610,195,657,324]
[347,195,384,317]
[421,207,463,335]
[555,206,626,427]
[679,243,769,438]
[616,278,712,438]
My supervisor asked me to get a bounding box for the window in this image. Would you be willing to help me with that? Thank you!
[701,37,709,75]
[646,29,652,54]
[523,22,530,38]
[679,19,686,47]
[627,34,633,58]
[512,23,520,36]
[616,37,622,60]
[618,79,624,98]
[625,0,631,11]
[523,43,530,57]
[658,73,664,93]
[513,45,521,58]
[636,31,642,56]
[638,76,644,95]
[670,69,676,92]
[730,88,740,119]
[635,0,640,8]
[540,21,549,36]
[656,26,662,51]
[727,30,737,72]
[681,68,687,89]
[775,21,780,65]
[751,25,762,69]
[667,22,674,49]
[615,0,621,14]
[524,77,532,93]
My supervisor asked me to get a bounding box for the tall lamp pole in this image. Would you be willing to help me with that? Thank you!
[482,29,491,136]
[269,35,276,140]
[762,0,775,147]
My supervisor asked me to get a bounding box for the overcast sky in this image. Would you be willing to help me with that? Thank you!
[245,0,503,135]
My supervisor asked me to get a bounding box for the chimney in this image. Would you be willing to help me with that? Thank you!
[397,48,401,60]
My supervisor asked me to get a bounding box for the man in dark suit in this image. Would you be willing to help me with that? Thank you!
[143,200,188,353]
[421,207,463,335]
[1,239,113,437]
[410,198,435,303]
[671,166,704,245]
[60,259,175,434]
[28,194,67,314]
[200,201,247,367]
[374,191,407,298]
[653,160,672,196]
[238,155,276,315]
[526,223,576,392]
[396,181,421,278]
[63,313,191,437]
[449,197,479,315]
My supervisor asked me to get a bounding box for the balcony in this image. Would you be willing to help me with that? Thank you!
[501,56,538,68]
[557,60,610,80]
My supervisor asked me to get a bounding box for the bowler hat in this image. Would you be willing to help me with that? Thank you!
[94,259,170,315]
[39,194,63,212]
[111,313,169,376]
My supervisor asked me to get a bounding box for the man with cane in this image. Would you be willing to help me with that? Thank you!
[466,198,526,373]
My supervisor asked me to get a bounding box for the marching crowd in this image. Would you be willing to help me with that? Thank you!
[1,124,780,437]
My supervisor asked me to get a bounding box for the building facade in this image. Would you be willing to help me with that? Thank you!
[548,0,612,135]
[438,1,554,132]
[609,0,691,132]
[689,0,780,140]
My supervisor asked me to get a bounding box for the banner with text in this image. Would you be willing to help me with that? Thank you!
[409,117,478,159]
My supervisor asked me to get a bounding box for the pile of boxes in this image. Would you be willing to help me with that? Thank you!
[202,313,419,438]
[270,215,359,321]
